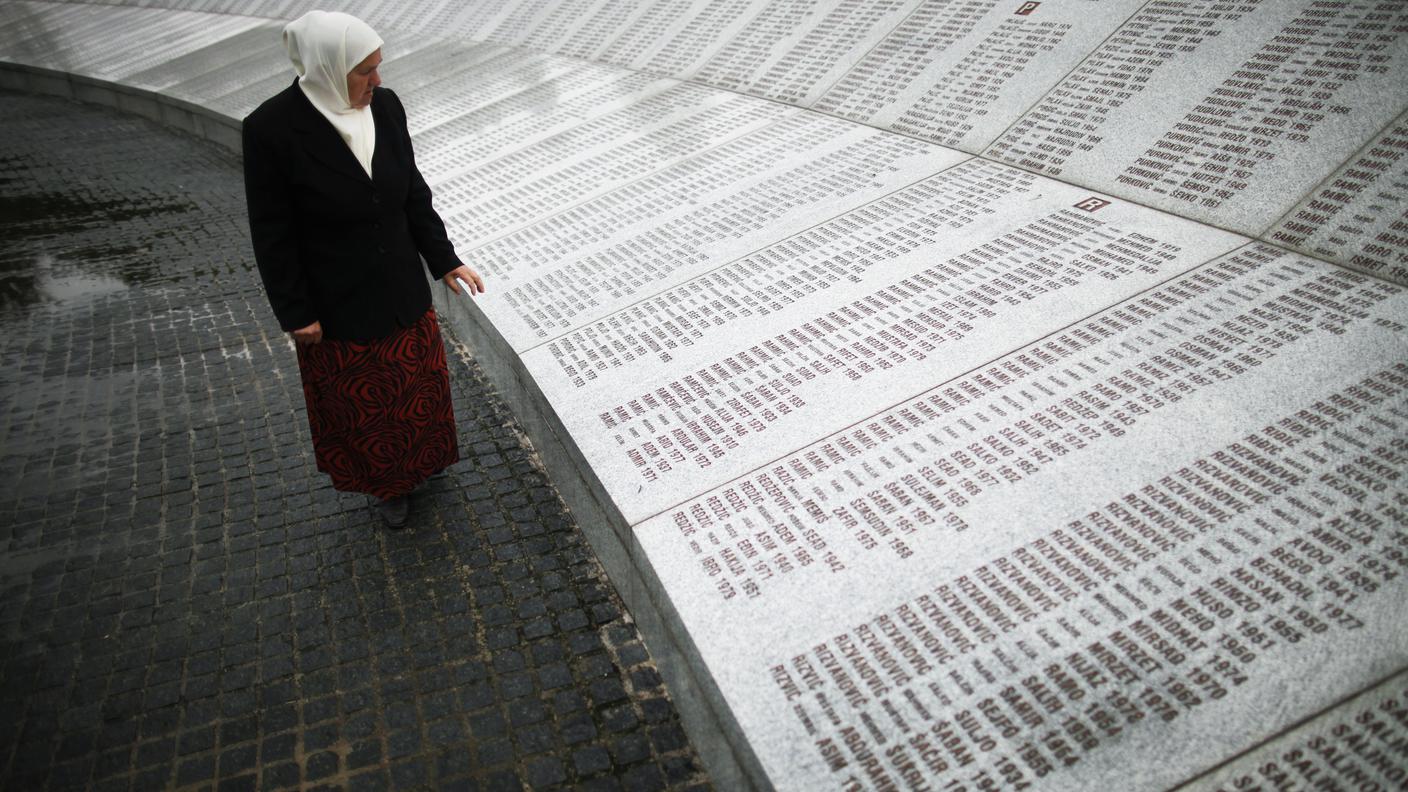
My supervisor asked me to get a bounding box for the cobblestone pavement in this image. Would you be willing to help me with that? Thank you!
[0,91,711,792]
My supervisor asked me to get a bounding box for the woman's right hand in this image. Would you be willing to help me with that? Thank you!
[292,320,323,345]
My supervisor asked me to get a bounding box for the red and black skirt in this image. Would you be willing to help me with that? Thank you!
[296,309,459,500]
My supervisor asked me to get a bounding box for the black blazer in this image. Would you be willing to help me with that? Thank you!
[242,80,462,341]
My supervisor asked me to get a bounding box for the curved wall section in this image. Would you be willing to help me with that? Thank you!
[5,2,1408,791]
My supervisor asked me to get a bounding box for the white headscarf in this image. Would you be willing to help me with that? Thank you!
[283,11,383,178]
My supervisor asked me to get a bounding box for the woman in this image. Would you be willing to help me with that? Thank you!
[242,10,484,527]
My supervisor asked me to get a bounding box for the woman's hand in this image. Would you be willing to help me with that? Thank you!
[444,264,485,296]
[291,320,323,345]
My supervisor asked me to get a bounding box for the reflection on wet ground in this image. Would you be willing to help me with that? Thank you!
[0,160,196,309]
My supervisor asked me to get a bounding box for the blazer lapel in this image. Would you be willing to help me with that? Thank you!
[287,81,372,185]
[369,96,390,185]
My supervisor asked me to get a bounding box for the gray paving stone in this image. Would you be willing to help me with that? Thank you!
[0,90,709,791]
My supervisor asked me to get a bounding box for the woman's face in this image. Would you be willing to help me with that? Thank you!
[347,48,382,109]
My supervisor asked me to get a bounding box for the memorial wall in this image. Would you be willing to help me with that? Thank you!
[2,1,1406,789]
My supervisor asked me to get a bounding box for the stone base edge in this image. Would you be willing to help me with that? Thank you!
[433,286,774,792]
[0,62,242,152]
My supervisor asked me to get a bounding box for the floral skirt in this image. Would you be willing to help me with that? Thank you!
[296,309,459,499]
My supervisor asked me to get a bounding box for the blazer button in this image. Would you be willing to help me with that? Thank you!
[377,245,387,253]
[372,194,381,204]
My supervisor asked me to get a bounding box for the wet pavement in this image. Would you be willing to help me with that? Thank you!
[0,91,711,792]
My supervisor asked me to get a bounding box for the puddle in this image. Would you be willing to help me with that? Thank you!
[0,189,194,235]
[0,188,195,309]
[29,252,130,301]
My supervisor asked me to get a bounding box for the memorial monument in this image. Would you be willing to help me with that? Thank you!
[3,1,1406,789]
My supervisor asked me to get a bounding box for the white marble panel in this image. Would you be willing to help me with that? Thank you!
[376,38,511,96]
[693,0,919,106]
[472,114,963,348]
[123,22,282,92]
[987,0,1408,235]
[1179,672,1408,791]
[486,0,602,51]
[1266,108,1408,288]
[202,0,297,18]
[0,2,54,62]
[0,2,43,30]
[430,0,513,41]
[25,6,192,75]
[518,0,620,57]
[413,67,674,185]
[434,82,794,247]
[555,0,658,63]
[204,70,292,119]
[459,111,945,316]
[596,0,698,70]
[597,0,772,77]
[85,13,265,82]
[810,0,1144,152]
[362,0,492,40]
[5,5,145,73]
[397,50,588,135]
[520,163,1248,525]
[0,3,127,71]
[160,36,289,107]
[628,245,1408,790]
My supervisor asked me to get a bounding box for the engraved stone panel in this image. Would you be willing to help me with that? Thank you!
[520,166,1249,524]
[433,82,799,248]
[692,0,896,99]
[987,0,1408,235]
[398,50,593,135]
[362,0,478,39]
[30,6,194,75]
[1179,672,1408,791]
[557,0,657,63]
[413,67,673,184]
[122,23,283,92]
[439,112,950,351]
[376,38,512,96]
[814,0,1145,152]
[482,0,569,47]
[1267,109,1408,287]
[628,245,1408,790]
[602,0,772,77]
[0,3,138,72]
[87,14,264,82]
[157,33,288,106]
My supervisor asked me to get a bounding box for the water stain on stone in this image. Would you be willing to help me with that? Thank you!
[0,189,194,308]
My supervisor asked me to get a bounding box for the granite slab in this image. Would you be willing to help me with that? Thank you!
[411,64,671,186]
[1266,108,1408,288]
[810,0,1145,152]
[397,50,595,135]
[432,82,797,249]
[628,245,1408,789]
[89,14,264,83]
[1177,671,1408,791]
[462,110,965,349]
[122,23,283,92]
[519,161,1250,525]
[987,0,1408,235]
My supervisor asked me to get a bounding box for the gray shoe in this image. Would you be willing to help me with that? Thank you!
[376,495,409,528]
